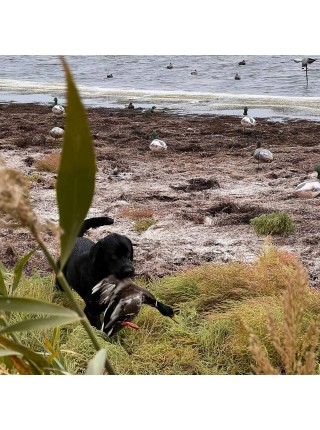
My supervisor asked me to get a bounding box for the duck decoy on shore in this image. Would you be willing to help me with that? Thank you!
[252,140,273,170]
[52,97,65,117]
[238,60,246,65]
[127,102,134,109]
[241,106,256,132]
[191,69,198,75]
[166,62,173,69]
[293,57,317,87]
[235,73,241,80]
[149,139,168,152]
[143,105,157,115]
[92,276,176,337]
[107,74,113,78]
[294,165,320,198]
[49,126,64,142]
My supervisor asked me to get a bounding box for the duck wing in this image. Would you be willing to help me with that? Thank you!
[296,181,320,192]
[92,277,118,305]
[102,286,144,335]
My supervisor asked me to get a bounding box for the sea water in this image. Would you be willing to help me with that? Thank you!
[1,55,320,121]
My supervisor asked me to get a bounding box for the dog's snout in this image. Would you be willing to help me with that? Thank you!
[120,265,135,279]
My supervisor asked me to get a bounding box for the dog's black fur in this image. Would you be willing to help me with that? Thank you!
[56,216,134,328]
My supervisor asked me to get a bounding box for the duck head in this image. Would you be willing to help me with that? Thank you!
[155,301,175,319]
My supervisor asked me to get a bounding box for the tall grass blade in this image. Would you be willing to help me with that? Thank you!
[11,248,37,293]
[56,57,96,268]
[0,335,50,369]
[0,262,7,296]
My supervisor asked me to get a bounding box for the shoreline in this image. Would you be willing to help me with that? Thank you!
[0,102,320,289]
[1,100,320,123]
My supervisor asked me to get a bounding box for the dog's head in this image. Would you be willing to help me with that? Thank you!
[89,233,134,279]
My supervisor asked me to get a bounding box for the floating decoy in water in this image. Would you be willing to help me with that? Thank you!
[107,74,113,78]
[238,60,246,65]
[191,69,198,75]
[92,276,176,337]
[49,126,64,142]
[149,139,168,152]
[241,107,256,132]
[252,141,273,170]
[293,57,317,87]
[294,165,320,198]
[235,73,241,80]
[127,102,134,109]
[166,63,173,69]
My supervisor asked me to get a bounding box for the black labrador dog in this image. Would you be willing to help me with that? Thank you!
[56,216,134,328]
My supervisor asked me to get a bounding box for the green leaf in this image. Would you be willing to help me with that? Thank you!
[0,315,81,334]
[0,349,23,357]
[86,349,108,375]
[11,248,37,293]
[0,336,49,369]
[0,297,79,317]
[0,264,7,296]
[56,57,96,268]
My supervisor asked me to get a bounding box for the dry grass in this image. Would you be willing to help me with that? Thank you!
[119,206,154,220]
[247,261,320,375]
[3,241,320,375]
[34,151,61,173]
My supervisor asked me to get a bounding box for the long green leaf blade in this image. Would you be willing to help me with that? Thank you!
[0,297,79,317]
[0,269,7,296]
[56,57,96,268]
[12,248,37,293]
[0,350,23,357]
[0,315,81,334]
[0,335,49,368]
[86,349,108,375]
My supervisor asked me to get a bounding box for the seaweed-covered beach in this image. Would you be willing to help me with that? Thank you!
[0,102,319,287]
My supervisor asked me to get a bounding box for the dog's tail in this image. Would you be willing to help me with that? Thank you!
[78,216,114,237]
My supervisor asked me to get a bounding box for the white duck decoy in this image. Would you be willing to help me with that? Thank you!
[52,97,65,117]
[294,165,320,198]
[191,69,198,75]
[49,126,64,142]
[252,141,273,170]
[166,63,173,69]
[293,57,317,87]
[241,107,256,132]
[150,139,167,152]
[235,73,241,80]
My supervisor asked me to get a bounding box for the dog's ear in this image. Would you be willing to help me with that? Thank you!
[89,242,102,265]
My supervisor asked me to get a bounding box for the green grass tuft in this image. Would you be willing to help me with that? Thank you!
[133,217,156,233]
[250,211,296,236]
